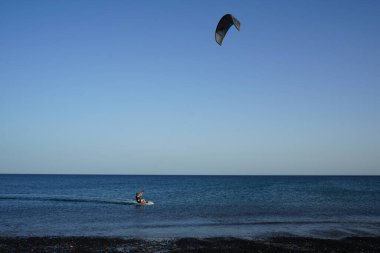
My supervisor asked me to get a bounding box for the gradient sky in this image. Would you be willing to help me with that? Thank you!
[1,0,379,175]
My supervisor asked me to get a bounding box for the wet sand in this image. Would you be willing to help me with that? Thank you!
[1,236,380,252]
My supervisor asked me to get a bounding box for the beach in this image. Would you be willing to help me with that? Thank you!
[1,236,380,252]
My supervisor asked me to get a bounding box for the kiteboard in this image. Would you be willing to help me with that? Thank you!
[134,200,154,206]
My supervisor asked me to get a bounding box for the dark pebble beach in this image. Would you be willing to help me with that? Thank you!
[1,236,380,253]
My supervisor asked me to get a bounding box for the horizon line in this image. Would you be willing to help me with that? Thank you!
[0,173,379,177]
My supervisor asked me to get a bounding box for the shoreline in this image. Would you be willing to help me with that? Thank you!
[1,236,380,252]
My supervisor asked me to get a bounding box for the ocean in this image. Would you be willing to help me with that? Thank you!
[1,175,379,238]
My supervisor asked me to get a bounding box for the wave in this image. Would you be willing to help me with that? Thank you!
[135,220,380,229]
[0,194,137,206]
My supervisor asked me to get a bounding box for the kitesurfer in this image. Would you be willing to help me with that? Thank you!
[135,191,146,204]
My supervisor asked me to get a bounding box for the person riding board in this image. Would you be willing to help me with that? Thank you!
[135,191,146,204]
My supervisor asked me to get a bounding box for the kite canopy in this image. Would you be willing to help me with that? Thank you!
[215,14,240,46]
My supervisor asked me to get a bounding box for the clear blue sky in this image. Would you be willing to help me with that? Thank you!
[1,0,379,175]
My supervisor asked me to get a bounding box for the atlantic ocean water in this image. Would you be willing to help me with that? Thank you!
[1,175,379,238]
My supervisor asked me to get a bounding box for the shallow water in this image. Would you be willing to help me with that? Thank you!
[1,175,379,238]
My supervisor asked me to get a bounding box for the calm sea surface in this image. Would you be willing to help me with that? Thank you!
[1,175,379,238]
